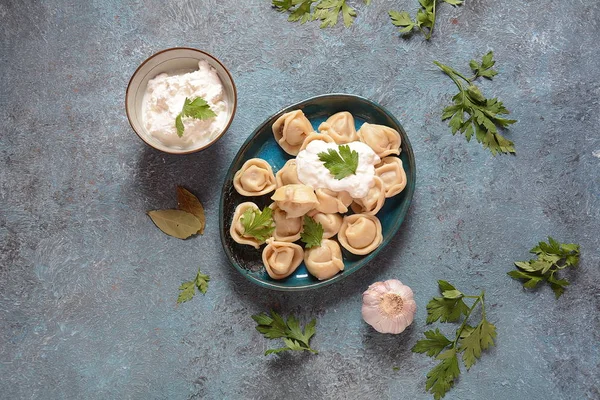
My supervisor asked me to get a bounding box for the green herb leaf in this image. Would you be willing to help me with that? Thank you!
[300,216,324,248]
[389,10,416,34]
[509,237,580,298]
[240,206,275,243]
[314,0,357,28]
[177,281,196,304]
[434,55,517,155]
[182,97,217,120]
[458,318,496,370]
[175,97,216,137]
[252,310,318,356]
[390,0,463,41]
[273,0,366,28]
[177,268,210,304]
[412,328,452,357]
[426,295,469,323]
[175,114,185,137]
[426,349,461,400]
[176,186,205,235]
[318,144,359,179]
[147,209,202,239]
[414,281,496,399]
[470,51,498,80]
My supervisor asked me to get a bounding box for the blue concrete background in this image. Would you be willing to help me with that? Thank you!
[1,0,599,399]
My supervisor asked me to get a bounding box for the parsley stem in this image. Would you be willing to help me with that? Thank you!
[451,293,484,346]
[427,0,437,40]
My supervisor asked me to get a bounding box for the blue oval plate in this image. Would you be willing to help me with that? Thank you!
[219,94,416,291]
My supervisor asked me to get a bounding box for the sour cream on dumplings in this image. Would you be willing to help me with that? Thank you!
[296,140,380,198]
[142,60,228,149]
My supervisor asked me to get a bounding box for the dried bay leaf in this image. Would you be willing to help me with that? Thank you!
[147,209,202,239]
[176,186,206,234]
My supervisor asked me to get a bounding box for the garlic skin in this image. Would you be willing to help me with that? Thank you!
[362,279,416,334]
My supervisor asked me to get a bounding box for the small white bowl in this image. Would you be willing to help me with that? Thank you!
[126,47,237,154]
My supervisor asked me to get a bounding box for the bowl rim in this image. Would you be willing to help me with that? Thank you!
[219,93,417,291]
[125,47,238,155]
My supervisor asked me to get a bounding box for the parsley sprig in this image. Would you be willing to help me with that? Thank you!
[300,216,324,248]
[434,52,517,155]
[273,0,370,28]
[252,310,318,355]
[177,268,210,304]
[318,144,359,179]
[390,0,463,40]
[175,97,217,137]
[508,237,580,299]
[241,206,276,243]
[412,280,496,400]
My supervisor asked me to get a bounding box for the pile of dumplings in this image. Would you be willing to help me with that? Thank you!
[230,110,407,282]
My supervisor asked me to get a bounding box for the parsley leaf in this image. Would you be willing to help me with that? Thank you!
[177,268,210,304]
[390,0,463,41]
[175,97,217,137]
[434,52,517,155]
[252,310,318,355]
[317,144,359,179]
[508,237,580,298]
[426,281,469,323]
[240,206,276,243]
[412,328,452,357]
[272,0,368,28]
[412,280,496,399]
[426,349,461,400]
[470,51,498,79]
[300,216,324,248]
[389,11,415,34]
[314,0,357,28]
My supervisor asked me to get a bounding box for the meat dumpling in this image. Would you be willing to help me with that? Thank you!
[357,123,401,158]
[351,176,386,215]
[233,158,276,197]
[299,132,335,151]
[271,184,318,219]
[304,239,344,280]
[374,157,407,198]
[307,210,342,239]
[318,112,358,144]
[338,214,383,255]
[272,110,314,156]
[230,202,265,249]
[275,159,302,188]
[262,238,303,280]
[315,188,353,214]
[269,202,303,242]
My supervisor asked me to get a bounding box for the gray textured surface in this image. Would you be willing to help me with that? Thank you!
[1,0,599,399]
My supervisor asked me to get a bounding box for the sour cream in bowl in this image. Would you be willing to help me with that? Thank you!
[126,48,237,154]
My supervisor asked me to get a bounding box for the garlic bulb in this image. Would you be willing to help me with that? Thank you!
[362,279,416,334]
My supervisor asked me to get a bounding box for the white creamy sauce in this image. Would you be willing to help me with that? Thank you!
[142,60,228,149]
[296,140,381,198]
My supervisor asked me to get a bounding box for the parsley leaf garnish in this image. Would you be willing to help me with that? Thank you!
[390,0,463,41]
[412,280,496,400]
[508,237,580,298]
[252,310,318,355]
[177,268,210,304]
[272,0,369,28]
[240,206,275,243]
[317,144,359,179]
[434,52,517,155]
[175,97,217,137]
[300,216,324,248]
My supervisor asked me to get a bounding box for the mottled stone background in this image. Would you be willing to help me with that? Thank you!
[1,0,599,399]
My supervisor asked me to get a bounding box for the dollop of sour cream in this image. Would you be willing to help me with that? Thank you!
[142,60,228,149]
[296,140,381,198]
